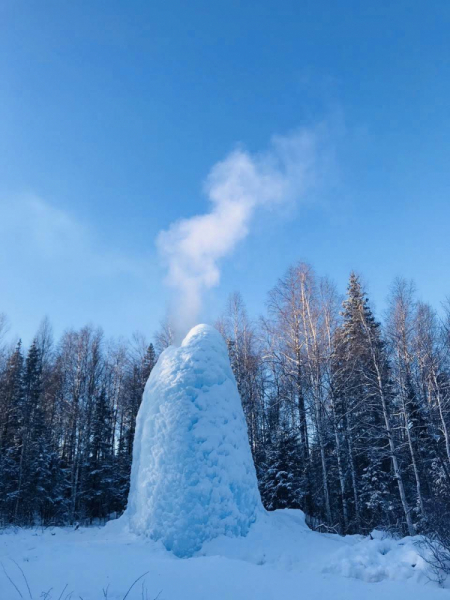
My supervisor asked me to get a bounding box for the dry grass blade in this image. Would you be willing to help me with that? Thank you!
[10,558,32,599]
[1,561,23,598]
[122,571,150,600]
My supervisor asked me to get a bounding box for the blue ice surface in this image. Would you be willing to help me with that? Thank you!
[126,324,263,557]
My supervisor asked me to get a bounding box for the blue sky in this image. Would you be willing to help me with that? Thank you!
[0,1,449,343]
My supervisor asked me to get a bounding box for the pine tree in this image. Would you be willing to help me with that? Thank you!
[260,429,303,511]
[337,273,414,534]
[0,342,25,521]
[142,344,156,388]
[84,388,114,520]
[18,340,46,522]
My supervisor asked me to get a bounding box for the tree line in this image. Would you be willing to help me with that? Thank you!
[0,318,155,525]
[1,263,450,538]
[216,265,450,537]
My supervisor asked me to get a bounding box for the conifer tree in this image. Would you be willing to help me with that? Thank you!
[18,340,46,521]
[338,273,414,534]
[0,342,24,521]
[260,429,303,510]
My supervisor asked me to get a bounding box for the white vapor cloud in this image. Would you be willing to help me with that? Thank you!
[157,126,323,339]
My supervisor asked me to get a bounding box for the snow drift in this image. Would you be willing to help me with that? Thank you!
[126,324,263,557]
[2,520,441,600]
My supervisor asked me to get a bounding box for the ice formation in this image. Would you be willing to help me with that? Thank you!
[126,324,263,557]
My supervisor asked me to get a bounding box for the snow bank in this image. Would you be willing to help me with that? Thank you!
[324,530,428,584]
[126,324,263,557]
[1,519,445,600]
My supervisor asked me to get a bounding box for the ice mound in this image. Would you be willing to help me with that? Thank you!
[126,324,263,557]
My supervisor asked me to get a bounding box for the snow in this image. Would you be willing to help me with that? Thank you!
[126,324,263,557]
[324,529,429,583]
[1,513,447,600]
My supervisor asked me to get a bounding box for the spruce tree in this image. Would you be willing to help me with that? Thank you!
[260,429,303,511]
[0,342,25,521]
[20,340,46,522]
[338,273,413,534]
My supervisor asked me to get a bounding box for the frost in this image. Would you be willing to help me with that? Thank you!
[125,324,263,556]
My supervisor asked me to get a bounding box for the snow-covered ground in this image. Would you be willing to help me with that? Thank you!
[0,510,447,600]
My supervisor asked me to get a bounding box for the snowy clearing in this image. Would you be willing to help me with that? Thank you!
[0,510,447,600]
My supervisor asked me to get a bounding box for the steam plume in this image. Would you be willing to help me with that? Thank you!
[157,127,320,339]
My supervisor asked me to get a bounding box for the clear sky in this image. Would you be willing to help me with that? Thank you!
[1,1,449,343]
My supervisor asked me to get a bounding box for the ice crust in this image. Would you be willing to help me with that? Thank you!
[126,324,263,556]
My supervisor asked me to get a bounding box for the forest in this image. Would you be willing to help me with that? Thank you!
[1,262,449,540]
